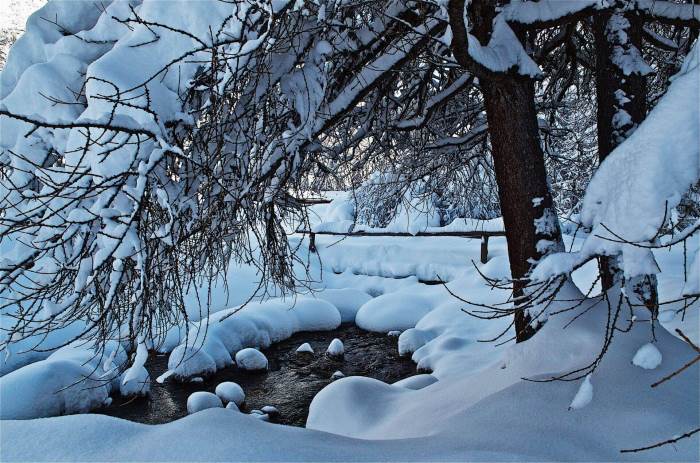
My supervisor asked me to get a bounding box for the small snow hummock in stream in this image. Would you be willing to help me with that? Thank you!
[119,343,150,397]
[250,409,270,421]
[632,343,662,369]
[568,374,593,410]
[296,342,314,354]
[331,371,345,380]
[326,339,344,357]
[215,382,245,406]
[261,405,280,419]
[235,348,268,370]
[187,391,223,414]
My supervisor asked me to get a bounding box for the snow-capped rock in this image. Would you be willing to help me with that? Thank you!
[331,371,345,380]
[327,339,344,357]
[235,348,268,370]
[186,391,223,414]
[215,382,245,406]
[261,405,280,419]
[296,342,314,354]
[250,409,270,421]
[398,329,429,356]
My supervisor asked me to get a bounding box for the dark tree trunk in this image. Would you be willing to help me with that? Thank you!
[448,0,563,342]
[593,12,646,295]
[593,7,658,313]
[593,11,647,162]
[481,78,563,342]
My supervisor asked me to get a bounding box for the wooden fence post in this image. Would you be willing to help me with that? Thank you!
[309,232,317,253]
[480,235,489,264]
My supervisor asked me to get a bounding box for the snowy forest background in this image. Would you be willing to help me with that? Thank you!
[0,0,698,461]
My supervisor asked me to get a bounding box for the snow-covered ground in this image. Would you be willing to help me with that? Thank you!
[1,224,698,461]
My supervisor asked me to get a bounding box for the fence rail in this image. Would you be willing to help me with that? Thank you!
[296,229,506,264]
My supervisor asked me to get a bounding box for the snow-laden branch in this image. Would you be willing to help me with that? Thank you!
[635,0,700,27]
[501,0,607,29]
[532,43,699,297]
[448,0,542,79]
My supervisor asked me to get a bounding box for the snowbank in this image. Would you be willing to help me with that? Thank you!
[308,288,372,323]
[307,283,699,462]
[298,233,509,282]
[166,297,341,379]
[3,293,697,461]
[0,339,126,419]
[0,319,85,376]
[312,192,504,236]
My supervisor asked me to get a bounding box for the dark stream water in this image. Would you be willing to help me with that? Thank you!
[97,324,416,426]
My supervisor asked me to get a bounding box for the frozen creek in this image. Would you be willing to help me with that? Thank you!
[99,324,416,426]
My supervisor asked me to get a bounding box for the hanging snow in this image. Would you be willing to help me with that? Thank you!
[569,375,594,410]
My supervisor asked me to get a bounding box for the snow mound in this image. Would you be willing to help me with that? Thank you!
[187,392,223,414]
[166,297,340,378]
[215,382,245,406]
[326,338,344,357]
[355,292,434,332]
[0,340,126,419]
[120,366,150,397]
[0,320,86,377]
[632,343,662,370]
[235,348,268,371]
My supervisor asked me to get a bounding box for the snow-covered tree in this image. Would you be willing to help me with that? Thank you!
[1,0,698,363]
